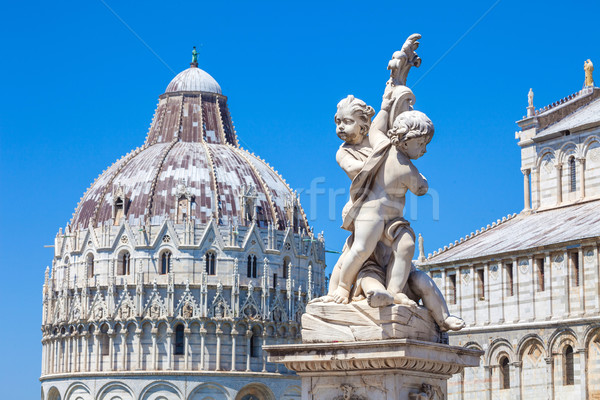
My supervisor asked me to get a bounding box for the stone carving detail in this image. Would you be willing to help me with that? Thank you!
[308,34,464,341]
[409,383,443,400]
[333,384,367,400]
[519,259,529,274]
[554,254,564,269]
[490,264,499,280]
[586,249,595,263]
[121,235,128,244]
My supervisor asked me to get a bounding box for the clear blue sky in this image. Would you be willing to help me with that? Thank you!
[1,0,598,396]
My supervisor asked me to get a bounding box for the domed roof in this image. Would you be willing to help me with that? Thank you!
[165,66,222,94]
[71,63,307,232]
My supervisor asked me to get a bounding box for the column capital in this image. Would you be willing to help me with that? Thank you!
[555,163,563,171]
[510,361,522,368]
[521,168,531,175]
[544,356,553,364]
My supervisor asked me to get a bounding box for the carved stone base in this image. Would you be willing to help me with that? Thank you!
[265,339,482,400]
[302,300,442,343]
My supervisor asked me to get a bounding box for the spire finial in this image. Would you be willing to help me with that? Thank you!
[191,46,199,68]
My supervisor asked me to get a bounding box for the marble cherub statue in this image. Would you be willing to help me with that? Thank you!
[317,92,464,331]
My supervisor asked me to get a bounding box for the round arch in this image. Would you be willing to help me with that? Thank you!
[234,383,276,400]
[47,386,61,400]
[65,382,91,400]
[188,382,230,400]
[139,381,182,400]
[96,382,134,400]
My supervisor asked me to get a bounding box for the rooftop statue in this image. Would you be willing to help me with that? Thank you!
[528,88,534,108]
[585,59,594,87]
[306,34,464,343]
[191,46,199,65]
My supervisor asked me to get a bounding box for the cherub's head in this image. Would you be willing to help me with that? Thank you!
[335,95,375,145]
[388,110,434,159]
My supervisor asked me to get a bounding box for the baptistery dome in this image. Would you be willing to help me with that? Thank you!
[41,56,326,400]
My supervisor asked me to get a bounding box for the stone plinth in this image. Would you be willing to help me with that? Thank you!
[265,339,482,400]
[302,300,441,343]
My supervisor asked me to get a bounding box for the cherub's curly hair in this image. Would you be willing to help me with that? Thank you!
[388,110,434,147]
[335,95,375,135]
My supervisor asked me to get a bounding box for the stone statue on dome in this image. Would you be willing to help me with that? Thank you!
[191,46,199,66]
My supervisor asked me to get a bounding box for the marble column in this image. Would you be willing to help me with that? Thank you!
[135,329,142,370]
[544,356,554,400]
[564,249,571,317]
[231,328,238,371]
[511,361,522,400]
[522,168,531,210]
[121,330,127,370]
[83,334,90,372]
[484,365,493,400]
[184,328,191,371]
[545,253,553,319]
[200,328,206,370]
[555,164,563,204]
[94,332,100,372]
[215,327,222,371]
[579,248,585,314]
[246,330,252,371]
[108,330,115,371]
[577,158,586,199]
[513,259,520,323]
[151,328,158,370]
[578,348,587,400]
[262,333,268,372]
[73,334,79,372]
[531,167,539,209]
[167,329,173,370]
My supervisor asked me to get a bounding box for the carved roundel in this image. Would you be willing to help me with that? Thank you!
[121,235,128,244]
[285,242,291,251]
[163,235,171,243]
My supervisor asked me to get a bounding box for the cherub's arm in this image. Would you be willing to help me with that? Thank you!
[369,95,394,149]
[404,165,428,196]
[336,147,364,180]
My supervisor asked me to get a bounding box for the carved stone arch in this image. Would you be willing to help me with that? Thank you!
[188,382,230,400]
[486,338,515,366]
[536,147,557,176]
[158,246,175,275]
[517,333,546,359]
[96,381,134,400]
[65,382,91,400]
[549,327,580,355]
[583,325,600,348]
[583,135,600,154]
[47,386,61,400]
[281,384,302,400]
[557,141,578,164]
[464,341,484,352]
[115,246,133,276]
[235,383,276,400]
[139,381,183,400]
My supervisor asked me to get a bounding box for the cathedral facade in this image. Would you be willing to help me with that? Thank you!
[40,59,326,400]
[420,77,600,399]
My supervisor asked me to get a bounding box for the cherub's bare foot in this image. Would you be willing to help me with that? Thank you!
[332,287,350,304]
[393,292,417,307]
[366,288,394,308]
[441,315,466,331]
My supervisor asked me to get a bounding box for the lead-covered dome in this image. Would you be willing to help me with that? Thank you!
[165,66,222,94]
[71,62,307,232]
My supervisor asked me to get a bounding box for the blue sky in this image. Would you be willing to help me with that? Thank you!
[1,0,599,396]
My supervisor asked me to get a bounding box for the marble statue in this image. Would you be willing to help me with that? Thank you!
[310,34,464,335]
[585,59,594,87]
[528,88,534,108]
[191,46,199,64]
